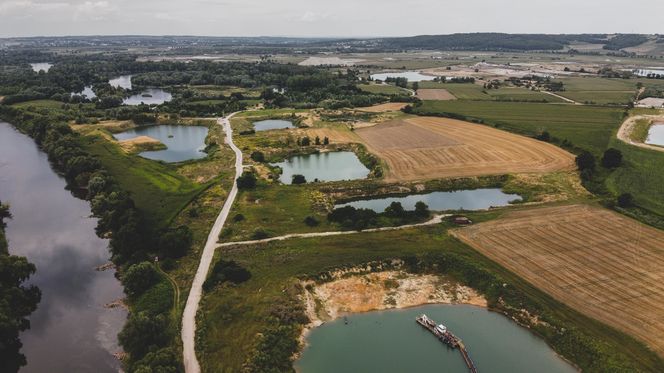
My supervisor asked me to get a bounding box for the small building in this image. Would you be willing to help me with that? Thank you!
[452,216,473,225]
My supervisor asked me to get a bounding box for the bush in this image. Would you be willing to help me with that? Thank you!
[237,171,257,189]
[602,148,623,168]
[203,259,251,291]
[118,312,170,358]
[291,174,307,185]
[617,193,635,208]
[233,213,245,222]
[536,130,551,142]
[575,151,596,171]
[250,151,265,163]
[251,228,270,240]
[303,216,319,227]
[122,262,159,297]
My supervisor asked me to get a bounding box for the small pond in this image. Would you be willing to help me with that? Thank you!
[253,119,294,131]
[336,188,521,212]
[30,62,52,72]
[72,86,97,99]
[272,151,370,184]
[634,68,664,77]
[113,125,209,162]
[123,88,172,105]
[109,75,132,89]
[295,304,576,373]
[371,71,437,82]
[646,123,664,147]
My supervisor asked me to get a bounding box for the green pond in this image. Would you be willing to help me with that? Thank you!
[295,304,576,373]
[272,151,370,184]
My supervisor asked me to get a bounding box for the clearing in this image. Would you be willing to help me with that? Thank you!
[453,204,664,356]
[416,88,456,101]
[355,116,575,182]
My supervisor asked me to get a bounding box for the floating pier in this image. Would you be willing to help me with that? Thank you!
[415,314,478,373]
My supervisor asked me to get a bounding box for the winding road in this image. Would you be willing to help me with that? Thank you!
[182,112,242,373]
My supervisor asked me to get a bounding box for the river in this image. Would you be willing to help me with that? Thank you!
[0,122,126,372]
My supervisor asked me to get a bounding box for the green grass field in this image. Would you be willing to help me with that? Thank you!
[358,83,409,95]
[80,133,204,227]
[554,77,639,105]
[417,82,564,102]
[414,100,624,154]
[12,99,65,108]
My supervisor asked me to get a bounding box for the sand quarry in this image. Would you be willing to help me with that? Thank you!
[453,204,664,356]
[355,116,575,182]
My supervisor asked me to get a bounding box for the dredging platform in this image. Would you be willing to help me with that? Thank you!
[416,314,478,373]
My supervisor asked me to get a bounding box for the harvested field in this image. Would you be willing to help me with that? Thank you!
[299,127,360,144]
[416,88,456,101]
[356,102,407,113]
[453,204,664,356]
[355,117,574,181]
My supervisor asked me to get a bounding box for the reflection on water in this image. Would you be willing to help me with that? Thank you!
[253,119,294,131]
[271,151,370,184]
[296,304,576,373]
[0,123,125,373]
[370,71,436,82]
[109,75,132,89]
[123,88,172,105]
[113,124,209,162]
[30,63,52,72]
[646,123,664,146]
[72,86,97,99]
[336,189,521,212]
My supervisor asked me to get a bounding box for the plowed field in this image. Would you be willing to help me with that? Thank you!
[355,117,574,181]
[453,204,664,356]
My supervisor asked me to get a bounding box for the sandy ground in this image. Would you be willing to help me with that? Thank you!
[453,204,664,356]
[298,56,365,66]
[355,117,575,182]
[416,88,457,101]
[117,135,164,153]
[298,127,360,144]
[71,120,136,134]
[617,114,664,153]
[355,102,407,113]
[300,270,487,339]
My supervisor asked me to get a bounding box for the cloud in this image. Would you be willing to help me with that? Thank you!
[300,10,328,23]
[0,1,70,15]
[74,1,113,20]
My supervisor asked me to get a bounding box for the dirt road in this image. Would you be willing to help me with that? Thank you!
[617,114,664,153]
[182,112,242,373]
[217,214,446,248]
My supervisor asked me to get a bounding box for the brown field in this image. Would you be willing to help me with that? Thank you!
[416,88,456,101]
[117,135,165,153]
[356,102,407,113]
[299,127,360,144]
[453,204,664,356]
[355,117,574,181]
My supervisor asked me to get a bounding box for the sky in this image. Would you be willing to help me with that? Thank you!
[0,0,662,38]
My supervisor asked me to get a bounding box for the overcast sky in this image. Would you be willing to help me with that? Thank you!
[0,0,662,38]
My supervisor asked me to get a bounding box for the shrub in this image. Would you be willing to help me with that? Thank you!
[250,151,265,162]
[233,213,245,222]
[158,226,193,258]
[602,148,623,168]
[203,260,251,291]
[304,216,319,227]
[617,193,635,208]
[237,171,257,189]
[291,174,307,185]
[575,151,596,171]
[251,228,270,240]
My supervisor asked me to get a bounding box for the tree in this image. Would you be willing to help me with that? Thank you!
[575,151,596,171]
[412,82,419,92]
[159,226,193,258]
[602,148,623,168]
[536,130,551,142]
[323,137,330,145]
[122,262,159,297]
[291,174,307,185]
[315,136,321,145]
[617,193,635,208]
[384,202,406,218]
[300,136,311,146]
[414,201,430,218]
[133,347,181,373]
[250,151,265,163]
[0,202,11,229]
[237,171,257,189]
[118,312,170,358]
[203,260,251,291]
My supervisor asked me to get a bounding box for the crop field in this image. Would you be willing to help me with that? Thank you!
[414,100,624,154]
[416,88,456,100]
[416,82,565,102]
[355,116,574,181]
[453,204,664,356]
[555,77,638,104]
[356,102,407,112]
[357,83,410,95]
